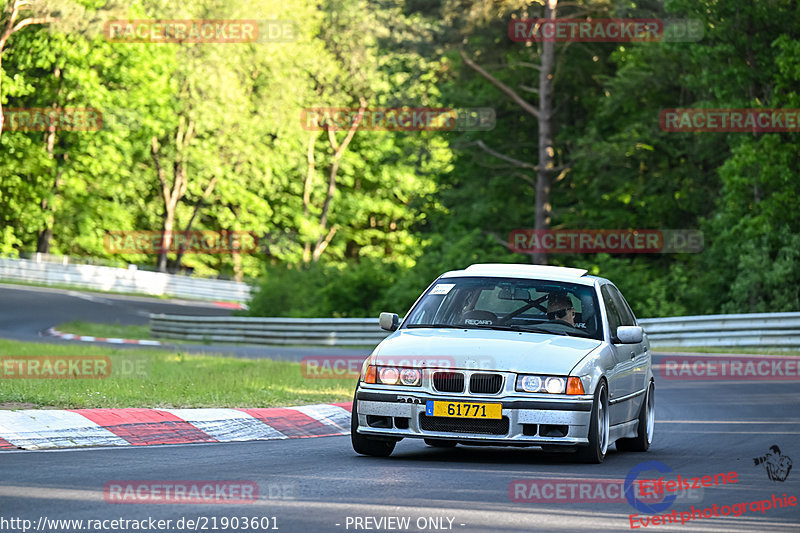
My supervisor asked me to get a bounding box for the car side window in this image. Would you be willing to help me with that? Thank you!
[609,286,636,326]
[600,285,623,340]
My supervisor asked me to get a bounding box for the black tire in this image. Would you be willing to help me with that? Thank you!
[424,439,457,448]
[350,394,396,457]
[576,379,609,464]
[616,380,654,452]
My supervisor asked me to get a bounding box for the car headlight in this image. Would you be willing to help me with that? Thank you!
[516,374,566,394]
[379,367,400,384]
[364,366,422,387]
[518,375,542,392]
[400,368,421,386]
[545,376,566,394]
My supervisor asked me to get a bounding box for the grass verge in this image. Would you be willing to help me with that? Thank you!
[0,338,355,409]
[57,320,152,340]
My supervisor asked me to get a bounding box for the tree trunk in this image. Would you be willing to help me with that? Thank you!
[308,98,367,263]
[533,0,557,266]
[174,175,217,268]
[35,227,53,253]
[302,131,321,263]
[152,117,193,273]
[36,64,63,253]
[158,208,175,272]
[0,52,4,137]
[232,251,243,283]
[459,1,560,264]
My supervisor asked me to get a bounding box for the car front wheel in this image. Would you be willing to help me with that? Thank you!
[576,379,609,464]
[350,394,396,457]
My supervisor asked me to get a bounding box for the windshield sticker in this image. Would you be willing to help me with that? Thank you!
[429,283,455,295]
[465,319,493,326]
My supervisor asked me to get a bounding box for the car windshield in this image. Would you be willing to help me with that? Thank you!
[404,276,602,340]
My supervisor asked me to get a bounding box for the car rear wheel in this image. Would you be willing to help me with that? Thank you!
[424,439,457,448]
[350,395,396,457]
[576,380,609,464]
[616,380,654,452]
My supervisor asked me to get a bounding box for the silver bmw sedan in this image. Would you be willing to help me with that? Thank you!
[351,263,654,463]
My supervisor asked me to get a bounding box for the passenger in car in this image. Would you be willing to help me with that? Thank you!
[578,292,597,333]
[547,292,576,326]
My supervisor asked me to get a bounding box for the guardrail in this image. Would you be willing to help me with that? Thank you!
[150,315,388,346]
[149,312,800,348]
[638,312,800,348]
[0,257,251,303]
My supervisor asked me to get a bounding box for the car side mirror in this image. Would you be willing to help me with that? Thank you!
[379,312,400,332]
[616,325,643,344]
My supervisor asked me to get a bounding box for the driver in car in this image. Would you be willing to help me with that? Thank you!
[547,292,575,326]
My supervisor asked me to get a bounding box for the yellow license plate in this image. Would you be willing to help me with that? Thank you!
[425,400,502,419]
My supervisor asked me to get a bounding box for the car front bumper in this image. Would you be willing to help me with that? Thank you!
[354,388,594,446]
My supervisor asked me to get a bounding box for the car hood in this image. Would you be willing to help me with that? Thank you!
[372,328,602,375]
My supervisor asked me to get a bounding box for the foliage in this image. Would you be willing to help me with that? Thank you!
[1,0,798,317]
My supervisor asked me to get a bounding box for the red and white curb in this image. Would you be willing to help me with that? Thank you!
[44,327,162,346]
[0,402,351,451]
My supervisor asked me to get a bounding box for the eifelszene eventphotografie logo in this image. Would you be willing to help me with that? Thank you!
[754,445,793,482]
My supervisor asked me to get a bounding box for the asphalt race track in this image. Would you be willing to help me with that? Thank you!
[0,284,368,360]
[3,377,799,533]
[1,284,799,532]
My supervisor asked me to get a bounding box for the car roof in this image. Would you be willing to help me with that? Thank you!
[440,263,603,285]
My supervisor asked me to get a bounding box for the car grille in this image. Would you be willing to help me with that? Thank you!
[419,414,509,435]
[469,373,503,394]
[433,372,464,393]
